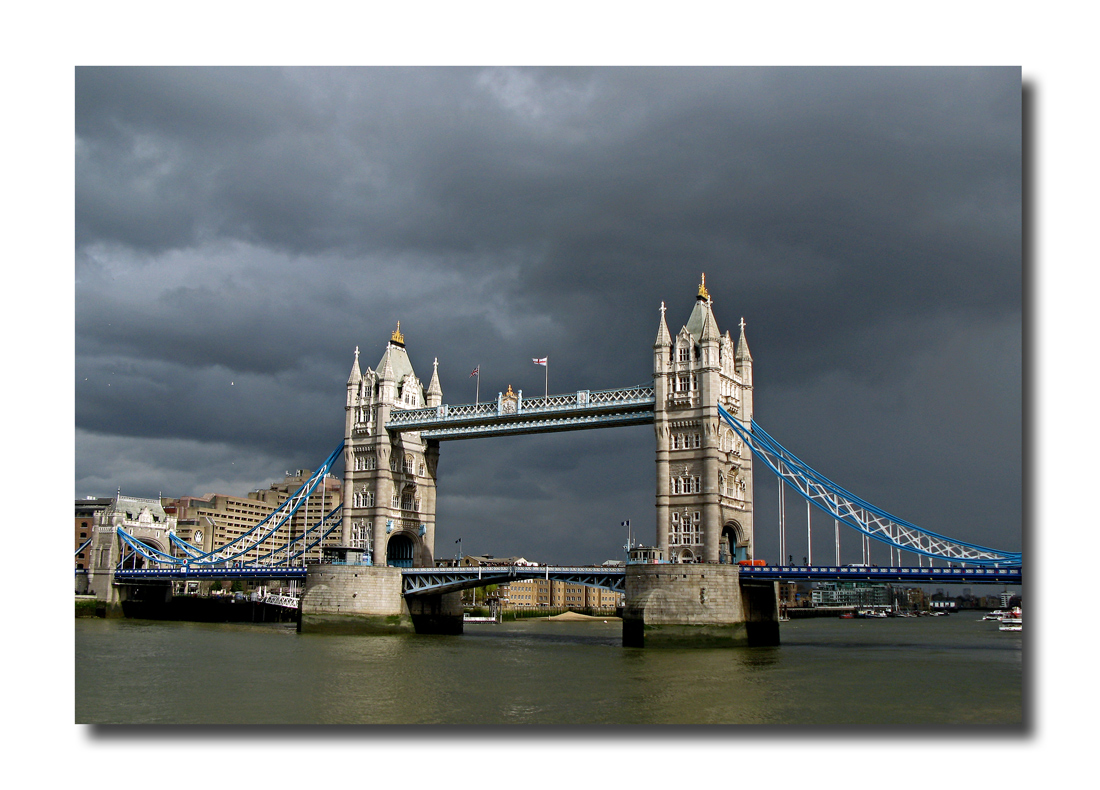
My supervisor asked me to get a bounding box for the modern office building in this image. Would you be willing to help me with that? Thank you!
[169,471,343,565]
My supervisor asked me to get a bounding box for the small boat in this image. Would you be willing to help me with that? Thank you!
[982,609,1011,621]
[998,606,1022,631]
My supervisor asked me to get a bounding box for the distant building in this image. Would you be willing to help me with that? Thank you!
[902,587,928,610]
[75,496,112,570]
[448,555,623,610]
[170,471,343,565]
[504,577,623,611]
[812,581,891,607]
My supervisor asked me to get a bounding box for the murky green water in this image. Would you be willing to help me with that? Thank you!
[75,614,1022,725]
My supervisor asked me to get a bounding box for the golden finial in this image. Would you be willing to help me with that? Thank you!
[391,321,404,345]
[698,273,709,300]
[504,384,516,398]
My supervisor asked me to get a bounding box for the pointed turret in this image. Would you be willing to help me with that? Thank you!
[735,316,753,368]
[348,346,362,385]
[685,273,715,344]
[346,346,363,420]
[653,301,672,375]
[651,301,668,347]
[380,346,395,382]
[700,301,720,344]
[426,357,443,407]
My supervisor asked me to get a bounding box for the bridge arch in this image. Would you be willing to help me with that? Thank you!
[720,521,747,564]
[386,532,417,568]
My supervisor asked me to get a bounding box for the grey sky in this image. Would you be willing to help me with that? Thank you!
[75,67,1021,565]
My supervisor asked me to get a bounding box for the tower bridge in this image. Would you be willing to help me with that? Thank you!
[86,276,1021,647]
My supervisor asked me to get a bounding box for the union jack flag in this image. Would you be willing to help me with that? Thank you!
[470,366,479,377]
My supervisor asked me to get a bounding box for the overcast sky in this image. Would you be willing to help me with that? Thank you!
[75,67,1021,565]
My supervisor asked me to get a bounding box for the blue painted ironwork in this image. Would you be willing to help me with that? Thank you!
[114,566,308,582]
[385,385,655,439]
[402,565,626,596]
[739,565,1022,585]
[717,404,1021,568]
[112,563,1013,587]
[115,442,345,570]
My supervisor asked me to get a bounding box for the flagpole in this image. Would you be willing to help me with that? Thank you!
[544,358,548,398]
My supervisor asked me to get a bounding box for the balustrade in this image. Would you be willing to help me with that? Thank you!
[385,384,655,434]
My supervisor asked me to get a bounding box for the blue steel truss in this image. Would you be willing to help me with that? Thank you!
[739,565,1021,585]
[402,565,626,596]
[115,442,345,570]
[717,405,1021,568]
[385,385,655,439]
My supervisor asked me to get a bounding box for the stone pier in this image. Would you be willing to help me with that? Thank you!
[298,564,462,635]
[622,564,779,648]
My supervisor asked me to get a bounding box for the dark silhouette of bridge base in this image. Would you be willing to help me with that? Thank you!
[298,562,781,646]
[622,565,779,647]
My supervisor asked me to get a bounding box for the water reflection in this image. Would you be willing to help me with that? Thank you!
[77,614,1021,725]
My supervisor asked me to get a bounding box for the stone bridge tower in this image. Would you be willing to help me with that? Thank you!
[653,276,755,564]
[342,323,441,568]
[86,495,178,611]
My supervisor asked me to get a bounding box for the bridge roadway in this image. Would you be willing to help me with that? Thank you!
[384,384,655,439]
[739,565,1022,585]
[112,564,1020,589]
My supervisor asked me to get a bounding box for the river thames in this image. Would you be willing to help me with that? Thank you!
[76,612,1022,725]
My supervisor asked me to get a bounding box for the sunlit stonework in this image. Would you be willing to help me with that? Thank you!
[652,275,755,563]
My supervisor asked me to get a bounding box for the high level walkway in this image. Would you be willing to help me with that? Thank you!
[384,384,655,439]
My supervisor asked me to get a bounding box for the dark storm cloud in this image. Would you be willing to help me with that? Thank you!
[75,66,1021,564]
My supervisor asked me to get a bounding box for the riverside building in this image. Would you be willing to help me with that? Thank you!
[811,581,891,608]
[169,471,343,565]
[504,578,624,611]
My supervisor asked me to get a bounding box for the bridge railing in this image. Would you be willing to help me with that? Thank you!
[386,385,655,430]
